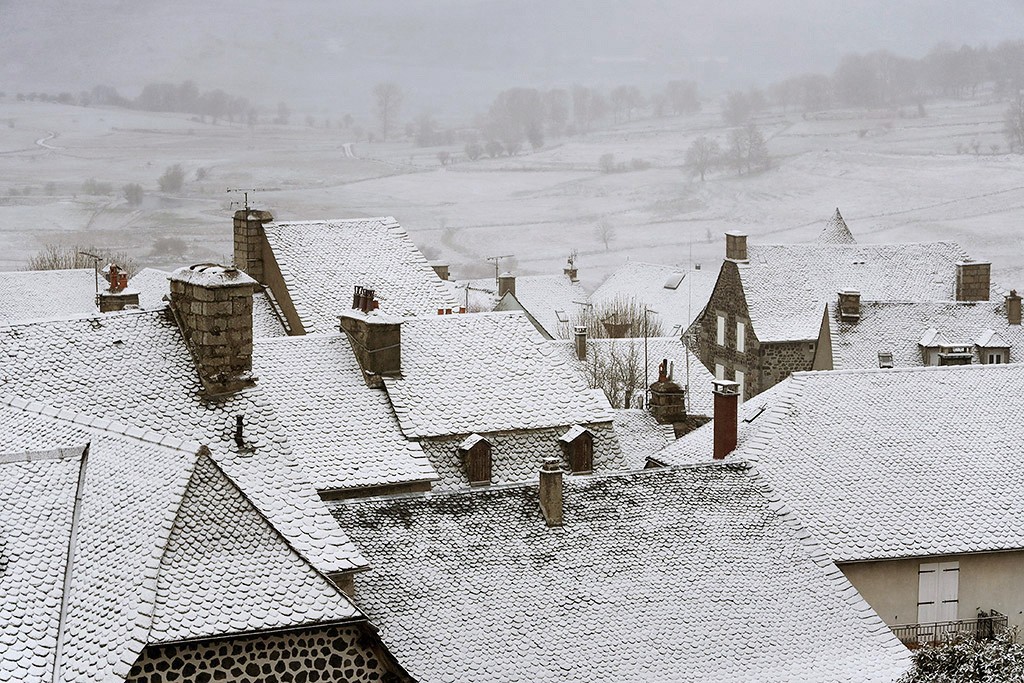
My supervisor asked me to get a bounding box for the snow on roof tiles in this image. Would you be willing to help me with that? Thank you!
[832,299,1024,369]
[814,208,857,245]
[263,217,457,332]
[254,334,437,492]
[591,262,718,335]
[0,269,98,324]
[656,364,1024,562]
[0,310,365,575]
[461,274,589,339]
[331,464,910,683]
[741,242,976,342]
[383,312,613,438]
[610,409,676,468]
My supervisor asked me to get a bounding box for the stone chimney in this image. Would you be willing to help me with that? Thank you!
[574,325,587,360]
[169,264,257,395]
[712,379,740,460]
[97,263,140,313]
[725,231,748,262]
[563,256,579,282]
[232,209,274,284]
[497,271,516,298]
[837,289,861,323]
[430,263,450,281]
[648,359,687,424]
[539,457,563,527]
[339,303,401,388]
[1007,290,1022,326]
[955,261,991,302]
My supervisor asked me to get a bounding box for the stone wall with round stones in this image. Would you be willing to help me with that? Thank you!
[126,623,407,683]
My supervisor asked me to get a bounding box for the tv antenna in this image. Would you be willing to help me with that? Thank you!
[77,250,104,300]
[226,187,270,211]
[567,249,578,268]
[485,254,514,287]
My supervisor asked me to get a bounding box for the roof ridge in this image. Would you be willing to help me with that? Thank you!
[731,374,807,466]
[0,446,87,465]
[254,331,345,344]
[793,361,1024,380]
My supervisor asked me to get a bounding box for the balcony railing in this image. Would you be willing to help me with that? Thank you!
[892,610,1008,648]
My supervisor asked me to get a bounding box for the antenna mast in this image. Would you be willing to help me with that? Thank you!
[226,187,270,211]
[485,254,514,287]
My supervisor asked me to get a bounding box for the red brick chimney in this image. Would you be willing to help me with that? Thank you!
[97,263,140,312]
[574,325,587,360]
[712,379,740,460]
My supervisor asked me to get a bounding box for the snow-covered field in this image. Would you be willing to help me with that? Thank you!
[1,98,1021,290]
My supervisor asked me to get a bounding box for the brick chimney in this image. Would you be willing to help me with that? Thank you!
[169,264,257,395]
[837,290,861,323]
[955,261,991,302]
[97,263,140,312]
[539,457,563,527]
[339,303,401,388]
[725,231,748,262]
[497,271,516,298]
[648,359,687,424]
[1008,290,1022,326]
[574,325,587,360]
[712,379,739,460]
[232,209,274,284]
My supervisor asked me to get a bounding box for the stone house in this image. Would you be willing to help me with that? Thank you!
[689,226,992,400]
[654,363,1024,646]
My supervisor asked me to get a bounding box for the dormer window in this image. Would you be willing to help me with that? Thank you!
[975,329,1010,365]
[458,434,492,486]
[558,425,594,474]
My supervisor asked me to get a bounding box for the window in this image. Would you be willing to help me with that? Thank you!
[715,363,725,380]
[716,314,726,346]
[736,321,746,353]
[988,352,1004,364]
[918,562,959,637]
[735,370,745,403]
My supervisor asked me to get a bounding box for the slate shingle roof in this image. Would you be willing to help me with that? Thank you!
[610,409,676,468]
[0,397,362,682]
[331,464,911,683]
[655,364,1024,562]
[0,309,365,575]
[263,217,457,332]
[0,269,98,324]
[591,262,718,336]
[740,242,976,342]
[814,208,857,245]
[460,274,589,339]
[383,312,613,438]
[254,334,437,492]
[831,299,1024,369]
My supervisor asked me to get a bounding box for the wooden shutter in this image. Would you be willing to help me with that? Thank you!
[938,562,959,622]
[569,432,594,473]
[918,563,939,625]
[467,442,492,485]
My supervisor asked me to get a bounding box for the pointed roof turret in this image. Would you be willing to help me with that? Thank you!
[815,208,857,245]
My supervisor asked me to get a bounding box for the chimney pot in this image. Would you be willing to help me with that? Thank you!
[725,231,748,262]
[712,379,739,460]
[573,326,587,360]
[497,271,516,298]
[539,457,563,527]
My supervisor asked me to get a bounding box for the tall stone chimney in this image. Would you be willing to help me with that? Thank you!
[725,231,748,262]
[1007,290,1022,326]
[649,359,687,424]
[563,255,579,282]
[955,261,991,302]
[430,263,450,281]
[232,209,274,284]
[497,272,516,298]
[97,263,140,313]
[837,290,861,323]
[539,457,563,527]
[339,306,402,388]
[712,379,740,460]
[574,325,587,360]
[169,264,257,395]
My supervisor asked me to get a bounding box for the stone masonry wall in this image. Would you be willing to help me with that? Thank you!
[691,260,760,398]
[233,210,273,284]
[759,340,817,393]
[127,623,407,683]
[956,262,991,302]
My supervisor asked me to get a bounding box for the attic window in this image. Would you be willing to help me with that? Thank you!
[558,425,594,474]
[555,310,569,323]
[877,351,894,369]
[458,434,492,486]
[663,273,685,290]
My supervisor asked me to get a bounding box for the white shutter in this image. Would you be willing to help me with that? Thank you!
[716,315,726,346]
[735,370,745,403]
[715,364,725,380]
[938,562,960,622]
[918,563,939,625]
[736,322,745,353]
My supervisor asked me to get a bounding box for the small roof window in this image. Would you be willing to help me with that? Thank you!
[877,351,894,369]
[663,273,685,290]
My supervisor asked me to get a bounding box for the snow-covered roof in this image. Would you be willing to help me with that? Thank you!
[655,364,1024,562]
[460,274,589,339]
[0,268,98,324]
[331,464,911,683]
[0,309,365,575]
[611,409,676,468]
[253,334,438,493]
[591,262,718,336]
[832,299,1024,369]
[263,217,458,332]
[0,396,361,683]
[740,242,977,342]
[383,312,613,438]
[814,208,857,245]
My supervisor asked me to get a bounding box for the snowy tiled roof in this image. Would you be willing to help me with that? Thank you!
[0,397,362,682]
[611,409,676,468]
[741,242,976,342]
[383,312,613,438]
[831,299,1024,369]
[591,262,718,336]
[656,364,1024,562]
[460,274,589,339]
[0,269,98,324]
[263,217,457,332]
[548,336,715,417]
[254,334,437,492]
[331,464,910,683]
[0,309,365,574]
[814,208,857,245]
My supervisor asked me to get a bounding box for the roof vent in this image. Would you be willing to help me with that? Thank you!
[877,351,894,369]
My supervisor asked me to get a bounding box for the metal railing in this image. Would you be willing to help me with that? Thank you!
[892,610,1008,648]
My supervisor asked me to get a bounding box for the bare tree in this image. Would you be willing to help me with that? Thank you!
[684,136,720,181]
[373,82,403,141]
[728,123,769,174]
[27,243,138,277]
[1005,92,1024,153]
[595,221,616,251]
